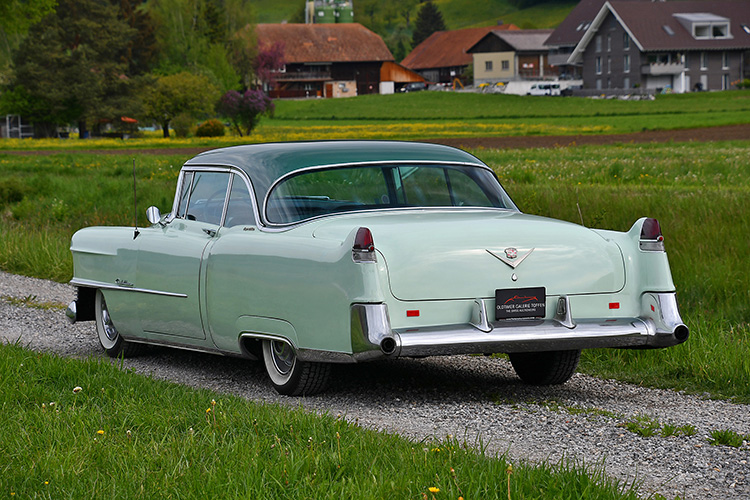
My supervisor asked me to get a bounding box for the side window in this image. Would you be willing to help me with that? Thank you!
[184,172,230,225]
[224,174,256,227]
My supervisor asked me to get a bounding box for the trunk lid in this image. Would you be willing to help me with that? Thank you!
[312,209,625,301]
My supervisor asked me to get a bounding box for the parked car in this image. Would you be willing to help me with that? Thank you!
[527,83,561,96]
[400,82,428,92]
[66,141,688,395]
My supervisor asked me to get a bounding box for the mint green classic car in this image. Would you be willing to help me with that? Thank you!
[66,141,688,395]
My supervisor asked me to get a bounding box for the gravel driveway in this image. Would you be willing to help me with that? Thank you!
[1,270,748,499]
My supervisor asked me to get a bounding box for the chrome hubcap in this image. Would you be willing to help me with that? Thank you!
[101,301,118,341]
[270,341,294,375]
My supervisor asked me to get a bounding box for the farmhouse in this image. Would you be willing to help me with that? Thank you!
[567,0,750,92]
[401,25,519,84]
[255,23,422,98]
[467,29,557,85]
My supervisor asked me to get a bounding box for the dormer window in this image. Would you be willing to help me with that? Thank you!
[674,13,731,40]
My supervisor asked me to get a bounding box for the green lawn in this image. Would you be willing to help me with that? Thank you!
[0,342,641,499]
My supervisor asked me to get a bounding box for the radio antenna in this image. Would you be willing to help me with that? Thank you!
[133,159,140,240]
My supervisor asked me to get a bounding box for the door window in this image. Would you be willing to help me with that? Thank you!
[183,172,230,225]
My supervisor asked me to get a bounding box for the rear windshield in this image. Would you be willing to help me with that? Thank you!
[266,164,516,224]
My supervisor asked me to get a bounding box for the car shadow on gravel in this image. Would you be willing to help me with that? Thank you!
[122,346,599,405]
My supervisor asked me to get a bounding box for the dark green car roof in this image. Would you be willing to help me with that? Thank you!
[183,140,488,201]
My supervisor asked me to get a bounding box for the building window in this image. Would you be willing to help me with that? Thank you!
[684,53,690,69]
[501,60,510,71]
[595,35,602,52]
[607,56,611,74]
[700,51,707,70]
[722,74,730,90]
[485,60,493,72]
[623,33,630,50]
[596,79,602,90]
[607,34,611,52]
[595,56,602,74]
[624,77,630,89]
[623,54,630,73]
[722,52,729,69]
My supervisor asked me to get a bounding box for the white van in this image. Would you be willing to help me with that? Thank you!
[527,83,561,96]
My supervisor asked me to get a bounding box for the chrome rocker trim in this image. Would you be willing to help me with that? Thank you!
[69,278,188,298]
[349,293,688,362]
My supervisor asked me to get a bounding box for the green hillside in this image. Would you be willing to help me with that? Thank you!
[253,0,574,31]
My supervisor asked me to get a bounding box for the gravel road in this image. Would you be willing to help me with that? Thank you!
[1,270,748,499]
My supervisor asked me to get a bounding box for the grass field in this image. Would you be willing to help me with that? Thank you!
[2,91,750,151]
[0,342,641,499]
[1,138,748,403]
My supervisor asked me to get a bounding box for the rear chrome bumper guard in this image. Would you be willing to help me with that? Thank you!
[349,293,688,361]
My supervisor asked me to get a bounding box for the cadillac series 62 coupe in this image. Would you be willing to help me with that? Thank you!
[66,141,689,395]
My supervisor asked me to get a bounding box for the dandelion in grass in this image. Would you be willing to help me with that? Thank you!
[97,430,104,435]
[428,487,439,493]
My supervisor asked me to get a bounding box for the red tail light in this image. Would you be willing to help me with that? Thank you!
[352,227,376,262]
[640,218,665,251]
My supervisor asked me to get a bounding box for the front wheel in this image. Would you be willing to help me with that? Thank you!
[508,350,580,385]
[262,340,330,396]
[95,290,144,358]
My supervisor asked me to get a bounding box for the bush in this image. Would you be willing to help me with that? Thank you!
[195,119,225,137]
[172,112,194,138]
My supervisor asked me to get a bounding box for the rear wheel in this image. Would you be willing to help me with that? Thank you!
[95,290,144,358]
[508,350,580,385]
[262,339,330,396]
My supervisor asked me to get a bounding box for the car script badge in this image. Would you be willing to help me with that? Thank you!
[487,247,535,269]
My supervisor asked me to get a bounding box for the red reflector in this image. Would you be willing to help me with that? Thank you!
[651,305,656,312]
[406,310,420,317]
[609,302,620,309]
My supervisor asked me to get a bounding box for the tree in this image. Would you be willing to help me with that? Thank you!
[6,0,137,137]
[111,0,159,76]
[218,89,273,137]
[143,0,255,92]
[254,42,285,90]
[411,0,446,48]
[0,0,57,71]
[142,72,220,137]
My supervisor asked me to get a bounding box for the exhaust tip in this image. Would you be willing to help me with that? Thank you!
[674,324,689,343]
[380,337,397,355]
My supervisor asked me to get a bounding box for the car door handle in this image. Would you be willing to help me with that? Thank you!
[203,228,217,237]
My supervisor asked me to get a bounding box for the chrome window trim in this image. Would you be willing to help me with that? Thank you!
[70,278,188,298]
[262,161,514,228]
[258,206,519,233]
[173,165,260,228]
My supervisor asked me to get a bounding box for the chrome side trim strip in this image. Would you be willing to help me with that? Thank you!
[69,278,188,298]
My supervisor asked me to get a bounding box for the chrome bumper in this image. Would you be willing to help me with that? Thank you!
[349,293,688,362]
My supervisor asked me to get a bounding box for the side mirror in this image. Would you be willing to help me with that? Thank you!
[146,206,162,225]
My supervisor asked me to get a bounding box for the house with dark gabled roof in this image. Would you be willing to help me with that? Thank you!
[567,0,750,92]
[467,29,556,85]
[256,23,423,98]
[401,24,520,84]
[545,0,652,79]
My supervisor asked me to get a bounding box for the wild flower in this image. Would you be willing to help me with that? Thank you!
[428,487,440,493]
[73,386,82,393]
[97,430,104,435]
